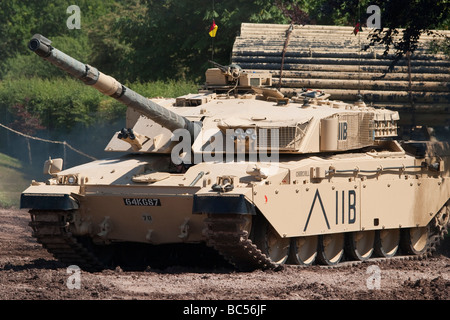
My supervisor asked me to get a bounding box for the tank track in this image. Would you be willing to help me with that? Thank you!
[425,202,450,257]
[203,202,449,271]
[29,210,105,271]
[28,203,448,272]
[203,215,280,271]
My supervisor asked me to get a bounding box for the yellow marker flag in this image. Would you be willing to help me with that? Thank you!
[209,20,218,37]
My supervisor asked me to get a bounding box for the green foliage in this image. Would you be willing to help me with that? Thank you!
[0,1,111,56]
[0,0,116,80]
[0,77,104,131]
[128,80,199,99]
[0,77,198,131]
[86,0,147,82]
[88,0,292,82]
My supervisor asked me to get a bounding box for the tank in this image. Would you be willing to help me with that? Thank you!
[21,34,450,271]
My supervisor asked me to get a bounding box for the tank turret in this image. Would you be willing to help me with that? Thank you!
[28,34,201,143]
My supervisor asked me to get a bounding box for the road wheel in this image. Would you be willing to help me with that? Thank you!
[317,233,345,265]
[401,226,430,255]
[374,229,400,258]
[346,231,375,261]
[289,236,318,266]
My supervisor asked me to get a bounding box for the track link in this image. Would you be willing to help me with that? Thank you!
[29,210,105,271]
[203,215,280,271]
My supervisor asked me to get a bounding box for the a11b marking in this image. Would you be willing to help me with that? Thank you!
[304,189,357,231]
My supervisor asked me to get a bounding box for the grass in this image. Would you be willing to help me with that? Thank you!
[0,153,30,208]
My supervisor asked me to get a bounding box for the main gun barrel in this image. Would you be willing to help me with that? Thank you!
[28,34,200,139]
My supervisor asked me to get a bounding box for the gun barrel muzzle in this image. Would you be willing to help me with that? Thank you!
[28,34,52,57]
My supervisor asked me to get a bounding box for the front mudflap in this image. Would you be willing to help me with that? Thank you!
[20,185,81,211]
[20,193,79,210]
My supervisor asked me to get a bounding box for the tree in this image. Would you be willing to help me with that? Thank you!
[364,0,449,68]
[88,0,294,82]
[275,0,449,71]
[0,0,116,79]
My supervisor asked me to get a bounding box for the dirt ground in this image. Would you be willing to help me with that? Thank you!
[0,208,449,305]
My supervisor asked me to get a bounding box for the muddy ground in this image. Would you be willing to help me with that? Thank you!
[0,208,449,310]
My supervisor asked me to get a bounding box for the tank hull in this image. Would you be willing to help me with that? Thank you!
[21,142,450,270]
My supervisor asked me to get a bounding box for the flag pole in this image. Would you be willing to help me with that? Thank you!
[209,19,218,60]
[211,0,215,61]
[211,37,214,61]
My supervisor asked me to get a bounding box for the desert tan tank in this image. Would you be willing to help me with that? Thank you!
[21,34,450,271]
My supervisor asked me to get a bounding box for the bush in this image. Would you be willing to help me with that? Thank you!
[0,77,104,131]
[126,80,199,99]
[0,77,199,132]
